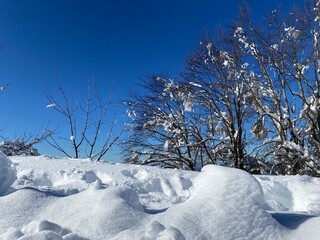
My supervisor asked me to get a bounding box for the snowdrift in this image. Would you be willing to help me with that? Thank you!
[0,155,320,239]
[0,152,16,196]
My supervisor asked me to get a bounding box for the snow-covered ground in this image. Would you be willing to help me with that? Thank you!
[1,153,320,240]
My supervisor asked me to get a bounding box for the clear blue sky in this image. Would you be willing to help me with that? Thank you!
[0,0,296,160]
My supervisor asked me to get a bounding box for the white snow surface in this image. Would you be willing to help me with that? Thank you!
[0,152,16,196]
[1,156,320,240]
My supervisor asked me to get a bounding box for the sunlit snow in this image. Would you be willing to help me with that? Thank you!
[46,104,56,108]
[0,154,320,239]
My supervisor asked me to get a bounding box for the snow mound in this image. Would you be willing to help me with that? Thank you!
[1,156,320,239]
[10,156,194,210]
[257,175,320,215]
[154,165,284,240]
[142,221,186,240]
[0,152,16,195]
[0,220,88,240]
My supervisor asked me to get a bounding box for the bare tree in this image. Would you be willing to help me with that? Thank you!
[45,79,122,161]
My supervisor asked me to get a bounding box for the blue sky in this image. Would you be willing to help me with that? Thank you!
[0,0,296,160]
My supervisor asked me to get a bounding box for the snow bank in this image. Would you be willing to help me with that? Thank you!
[152,165,285,240]
[257,175,320,215]
[0,152,16,195]
[0,156,320,239]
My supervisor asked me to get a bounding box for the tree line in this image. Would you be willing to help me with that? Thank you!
[122,1,320,176]
[2,1,320,177]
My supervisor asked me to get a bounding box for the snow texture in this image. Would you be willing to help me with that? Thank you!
[0,156,320,239]
[0,152,16,195]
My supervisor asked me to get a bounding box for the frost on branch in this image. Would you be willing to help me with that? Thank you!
[251,117,267,140]
[300,96,320,122]
[284,26,300,39]
[163,140,170,152]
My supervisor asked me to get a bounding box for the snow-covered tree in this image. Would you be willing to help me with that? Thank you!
[0,131,51,156]
[0,140,39,156]
[233,2,320,176]
[124,0,320,176]
[183,34,260,171]
[122,75,215,170]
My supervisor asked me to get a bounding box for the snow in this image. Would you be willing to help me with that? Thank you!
[1,155,320,239]
[271,44,279,51]
[46,103,56,108]
[183,99,193,112]
[188,82,202,88]
[0,152,16,196]
[163,140,170,151]
[257,175,320,215]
